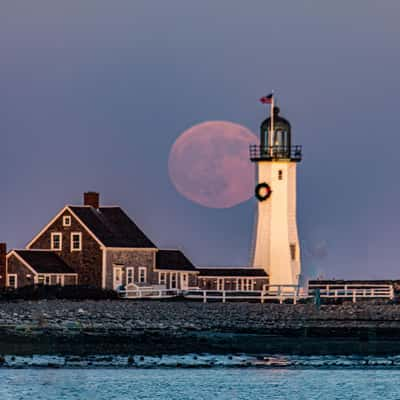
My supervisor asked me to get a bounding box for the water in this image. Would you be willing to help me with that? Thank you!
[1,368,400,400]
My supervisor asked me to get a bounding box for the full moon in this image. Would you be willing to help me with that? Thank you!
[168,121,258,208]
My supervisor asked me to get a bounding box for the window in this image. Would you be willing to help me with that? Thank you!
[171,273,177,289]
[113,265,123,289]
[273,130,289,147]
[263,128,269,149]
[63,216,71,227]
[290,244,296,261]
[247,279,252,291]
[71,232,82,251]
[38,275,50,285]
[159,272,166,285]
[278,170,283,180]
[7,274,17,288]
[139,267,146,283]
[126,267,134,285]
[51,233,62,250]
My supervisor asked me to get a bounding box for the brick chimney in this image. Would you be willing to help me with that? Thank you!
[0,243,6,288]
[84,192,100,209]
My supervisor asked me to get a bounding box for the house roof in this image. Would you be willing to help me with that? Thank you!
[14,250,76,274]
[197,268,268,277]
[308,280,395,285]
[69,206,156,248]
[156,250,197,271]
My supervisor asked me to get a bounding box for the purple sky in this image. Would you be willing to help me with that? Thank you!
[1,1,400,279]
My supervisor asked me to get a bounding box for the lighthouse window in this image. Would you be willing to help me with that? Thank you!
[274,130,289,147]
[278,170,283,180]
[262,129,269,153]
[290,244,296,260]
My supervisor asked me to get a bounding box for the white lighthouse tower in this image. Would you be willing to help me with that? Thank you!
[250,104,302,287]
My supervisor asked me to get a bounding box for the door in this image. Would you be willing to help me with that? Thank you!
[113,266,123,290]
[181,273,189,290]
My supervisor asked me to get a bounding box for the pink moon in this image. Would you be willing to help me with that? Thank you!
[168,121,258,208]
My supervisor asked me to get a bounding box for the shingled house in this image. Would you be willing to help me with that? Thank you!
[1,192,269,293]
[3,193,199,290]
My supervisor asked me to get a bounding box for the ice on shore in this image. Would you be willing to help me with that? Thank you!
[3,354,400,369]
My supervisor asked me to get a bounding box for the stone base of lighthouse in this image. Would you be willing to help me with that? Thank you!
[251,161,301,287]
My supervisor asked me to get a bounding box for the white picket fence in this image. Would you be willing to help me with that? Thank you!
[118,283,395,303]
[118,288,180,299]
[184,289,303,304]
[308,283,394,302]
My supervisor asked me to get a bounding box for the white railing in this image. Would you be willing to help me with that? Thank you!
[308,283,394,302]
[184,288,306,304]
[117,283,395,303]
[118,288,181,299]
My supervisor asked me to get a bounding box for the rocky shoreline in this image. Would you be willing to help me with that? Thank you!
[2,354,400,369]
[2,300,400,355]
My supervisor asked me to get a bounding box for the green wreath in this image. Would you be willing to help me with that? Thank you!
[255,182,272,202]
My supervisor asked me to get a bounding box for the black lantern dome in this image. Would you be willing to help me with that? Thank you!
[260,106,291,149]
[249,106,302,162]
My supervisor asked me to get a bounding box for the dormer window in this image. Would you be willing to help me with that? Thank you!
[51,233,62,251]
[71,232,82,251]
[63,216,71,227]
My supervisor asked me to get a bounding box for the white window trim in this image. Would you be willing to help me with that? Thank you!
[113,265,123,289]
[171,272,177,289]
[38,274,51,285]
[7,274,17,288]
[51,232,62,251]
[63,215,71,227]
[71,232,82,252]
[139,267,147,283]
[126,267,134,285]
[56,275,64,286]
[159,272,166,285]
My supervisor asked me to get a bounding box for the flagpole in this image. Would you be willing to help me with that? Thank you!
[270,92,274,153]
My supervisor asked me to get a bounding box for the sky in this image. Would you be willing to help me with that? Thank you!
[1,0,400,280]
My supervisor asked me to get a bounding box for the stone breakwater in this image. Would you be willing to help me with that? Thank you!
[2,300,400,355]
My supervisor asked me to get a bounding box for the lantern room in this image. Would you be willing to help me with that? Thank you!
[250,107,302,162]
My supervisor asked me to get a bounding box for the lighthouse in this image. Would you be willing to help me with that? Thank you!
[250,102,302,287]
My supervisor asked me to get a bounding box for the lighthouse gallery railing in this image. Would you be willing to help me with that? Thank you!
[249,145,302,162]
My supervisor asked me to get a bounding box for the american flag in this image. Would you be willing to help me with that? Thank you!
[259,93,274,104]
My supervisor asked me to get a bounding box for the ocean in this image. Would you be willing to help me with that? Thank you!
[1,357,400,400]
